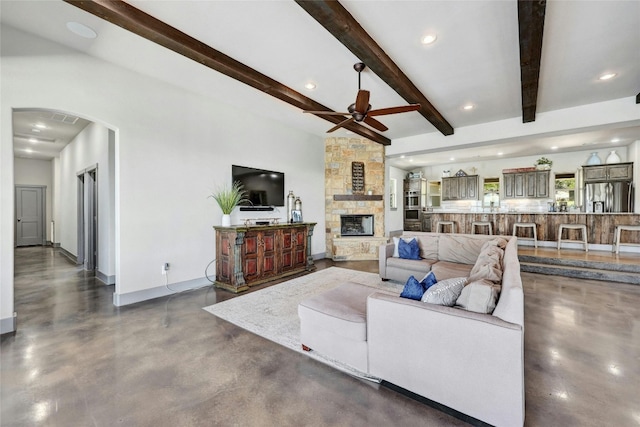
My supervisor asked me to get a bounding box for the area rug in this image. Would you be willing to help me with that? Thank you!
[203,266,403,380]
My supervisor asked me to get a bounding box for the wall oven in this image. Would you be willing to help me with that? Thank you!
[404,191,421,209]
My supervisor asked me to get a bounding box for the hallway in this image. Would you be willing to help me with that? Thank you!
[2,246,640,426]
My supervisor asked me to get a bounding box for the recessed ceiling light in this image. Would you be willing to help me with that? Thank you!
[24,148,33,153]
[463,104,474,110]
[551,146,558,150]
[449,157,455,161]
[34,124,46,129]
[497,152,504,156]
[400,155,405,159]
[611,138,620,143]
[66,21,98,39]
[421,34,437,45]
[28,138,38,143]
[599,73,616,81]
[31,128,41,133]
[409,158,414,162]
[304,82,316,90]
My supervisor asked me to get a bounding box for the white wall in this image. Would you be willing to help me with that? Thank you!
[13,157,53,243]
[57,122,115,279]
[1,26,325,327]
[384,164,405,234]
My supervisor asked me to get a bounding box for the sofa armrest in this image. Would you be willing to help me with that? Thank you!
[378,242,395,279]
[367,292,524,427]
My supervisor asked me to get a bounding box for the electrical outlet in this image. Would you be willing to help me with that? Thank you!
[162,262,170,275]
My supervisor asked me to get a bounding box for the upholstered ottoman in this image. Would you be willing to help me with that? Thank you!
[298,282,378,372]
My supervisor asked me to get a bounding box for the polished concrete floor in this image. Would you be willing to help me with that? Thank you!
[2,246,640,426]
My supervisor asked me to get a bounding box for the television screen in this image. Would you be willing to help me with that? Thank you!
[232,165,285,207]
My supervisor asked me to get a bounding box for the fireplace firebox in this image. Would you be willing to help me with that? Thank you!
[340,214,374,237]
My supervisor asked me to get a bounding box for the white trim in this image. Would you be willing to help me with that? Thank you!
[112,277,212,306]
[0,313,17,334]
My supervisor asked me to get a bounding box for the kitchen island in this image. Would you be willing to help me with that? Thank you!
[426,212,640,245]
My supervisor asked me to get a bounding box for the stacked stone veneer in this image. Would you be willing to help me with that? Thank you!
[325,137,386,260]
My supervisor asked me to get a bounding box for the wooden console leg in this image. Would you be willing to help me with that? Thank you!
[301,344,311,352]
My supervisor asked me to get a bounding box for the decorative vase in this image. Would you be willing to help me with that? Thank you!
[536,164,550,170]
[606,150,621,164]
[586,152,602,165]
[221,214,231,227]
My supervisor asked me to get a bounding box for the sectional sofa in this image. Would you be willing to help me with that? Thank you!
[299,232,524,427]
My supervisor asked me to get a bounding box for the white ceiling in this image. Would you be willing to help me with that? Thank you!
[3,1,639,167]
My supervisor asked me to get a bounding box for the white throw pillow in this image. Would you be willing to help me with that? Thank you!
[421,277,467,306]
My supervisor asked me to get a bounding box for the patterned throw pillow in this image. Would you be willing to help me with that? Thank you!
[421,277,467,306]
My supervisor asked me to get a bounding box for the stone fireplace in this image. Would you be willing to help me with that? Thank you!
[340,214,374,237]
[325,137,388,260]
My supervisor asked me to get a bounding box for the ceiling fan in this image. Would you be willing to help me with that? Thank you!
[304,62,420,133]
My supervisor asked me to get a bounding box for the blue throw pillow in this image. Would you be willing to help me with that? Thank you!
[420,271,438,291]
[400,276,425,300]
[398,238,421,260]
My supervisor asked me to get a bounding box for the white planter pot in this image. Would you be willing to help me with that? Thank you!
[221,214,231,227]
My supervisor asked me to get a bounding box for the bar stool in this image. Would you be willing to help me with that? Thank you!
[557,224,588,252]
[612,225,640,254]
[436,221,456,233]
[471,221,493,235]
[513,223,537,248]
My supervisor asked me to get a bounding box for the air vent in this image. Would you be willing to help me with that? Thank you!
[39,111,79,125]
[51,113,79,124]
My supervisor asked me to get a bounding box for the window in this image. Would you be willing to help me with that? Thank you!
[555,173,576,207]
[483,177,500,208]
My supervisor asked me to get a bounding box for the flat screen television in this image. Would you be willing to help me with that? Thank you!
[232,165,285,208]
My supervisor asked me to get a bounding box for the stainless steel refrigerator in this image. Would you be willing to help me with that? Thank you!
[584,181,634,213]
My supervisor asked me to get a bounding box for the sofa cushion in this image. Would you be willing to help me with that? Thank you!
[456,279,501,314]
[412,234,439,260]
[421,277,467,306]
[298,282,377,342]
[430,261,473,280]
[386,256,435,272]
[398,237,421,260]
[437,235,489,265]
[468,238,507,283]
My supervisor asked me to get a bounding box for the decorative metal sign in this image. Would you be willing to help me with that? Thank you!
[351,162,365,194]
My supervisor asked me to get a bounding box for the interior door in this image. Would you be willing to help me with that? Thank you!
[15,185,45,246]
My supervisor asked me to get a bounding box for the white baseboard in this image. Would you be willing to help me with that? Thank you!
[0,313,17,334]
[112,277,213,306]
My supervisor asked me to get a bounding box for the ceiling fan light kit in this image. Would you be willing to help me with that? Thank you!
[304,63,420,133]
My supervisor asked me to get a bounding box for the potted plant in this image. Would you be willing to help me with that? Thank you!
[534,157,553,170]
[210,181,248,226]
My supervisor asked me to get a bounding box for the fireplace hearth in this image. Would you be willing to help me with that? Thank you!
[340,214,374,237]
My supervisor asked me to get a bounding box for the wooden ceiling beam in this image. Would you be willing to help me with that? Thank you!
[295,0,454,136]
[63,0,390,145]
[518,0,547,123]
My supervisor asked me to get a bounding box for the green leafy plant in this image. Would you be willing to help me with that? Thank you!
[209,181,248,214]
[535,157,553,167]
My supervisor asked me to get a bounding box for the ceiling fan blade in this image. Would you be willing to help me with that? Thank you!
[368,104,421,117]
[355,90,370,113]
[327,117,355,133]
[303,110,350,116]
[363,116,388,132]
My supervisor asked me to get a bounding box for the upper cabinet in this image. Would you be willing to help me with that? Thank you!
[583,162,633,182]
[442,175,479,201]
[503,170,549,199]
